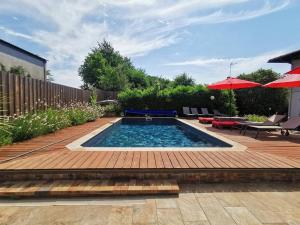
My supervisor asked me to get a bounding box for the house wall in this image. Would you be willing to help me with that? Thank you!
[0,42,45,80]
[289,59,300,117]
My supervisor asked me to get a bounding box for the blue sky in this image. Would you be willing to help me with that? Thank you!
[0,0,299,87]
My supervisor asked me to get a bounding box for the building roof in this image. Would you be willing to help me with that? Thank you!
[268,49,300,63]
[0,39,47,63]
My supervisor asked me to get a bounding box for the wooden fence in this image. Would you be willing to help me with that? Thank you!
[0,71,117,117]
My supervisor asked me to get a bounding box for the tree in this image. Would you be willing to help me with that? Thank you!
[46,70,54,82]
[79,40,131,91]
[235,69,288,115]
[173,73,195,86]
[10,66,26,76]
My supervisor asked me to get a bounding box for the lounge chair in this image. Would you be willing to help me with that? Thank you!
[182,107,197,117]
[247,116,300,139]
[201,108,214,116]
[191,108,204,116]
[213,109,227,116]
[241,114,286,134]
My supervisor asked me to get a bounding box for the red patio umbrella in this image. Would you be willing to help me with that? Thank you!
[208,77,261,90]
[264,67,300,88]
[208,77,261,116]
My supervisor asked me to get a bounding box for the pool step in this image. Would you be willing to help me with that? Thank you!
[0,179,179,198]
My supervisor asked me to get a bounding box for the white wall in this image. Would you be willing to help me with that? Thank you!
[289,59,300,117]
[0,52,45,80]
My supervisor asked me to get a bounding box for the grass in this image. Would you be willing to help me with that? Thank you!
[245,114,268,122]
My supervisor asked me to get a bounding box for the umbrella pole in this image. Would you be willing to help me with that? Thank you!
[229,89,232,117]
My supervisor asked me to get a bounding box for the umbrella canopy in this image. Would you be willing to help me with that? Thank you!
[208,77,261,90]
[264,67,300,88]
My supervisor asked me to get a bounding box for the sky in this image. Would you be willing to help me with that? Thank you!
[0,0,299,88]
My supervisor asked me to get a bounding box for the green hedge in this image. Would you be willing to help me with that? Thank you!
[118,85,237,116]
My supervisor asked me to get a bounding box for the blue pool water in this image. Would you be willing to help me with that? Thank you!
[82,118,231,148]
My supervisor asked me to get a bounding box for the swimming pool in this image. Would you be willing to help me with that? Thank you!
[81,118,232,148]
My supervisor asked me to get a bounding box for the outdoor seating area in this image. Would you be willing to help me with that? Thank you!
[1,2,300,224]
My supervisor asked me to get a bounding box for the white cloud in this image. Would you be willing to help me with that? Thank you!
[0,0,291,87]
[164,50,292,84]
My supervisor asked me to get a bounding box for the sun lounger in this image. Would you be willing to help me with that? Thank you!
[214,116,246,122]
[213,109,227,116]
[191,108,205,116]
[240,114,286,134]
[183,107,197,117]
[248,116,300,138]
[201,108,214,116]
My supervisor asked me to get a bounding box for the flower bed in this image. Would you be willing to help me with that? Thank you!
[0,103,104,146]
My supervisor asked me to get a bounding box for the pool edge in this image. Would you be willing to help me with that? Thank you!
[66,117,247,152]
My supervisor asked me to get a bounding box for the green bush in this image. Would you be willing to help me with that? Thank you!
[11,109,71,142]
[0,118,12,146]
[245,114,268,122]
[103,103,122,116]
[66,104,104,125]
[235,69,288,115]
[118,85,237,116]
[7,104,104,143]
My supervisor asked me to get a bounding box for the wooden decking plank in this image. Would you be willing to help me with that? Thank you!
[191,151,213,168]
[131,152,141,168]
[173,152,189,168]
[210,152,238,168]
[114,151,128,168]
[180,152,198,168]
[87,151,108,168]
[153,152,164,168]
[106,152,121,168]
[47,152,79,169]
[241,152,274,168]
[198,152,223,168]
[147,151,156,168]
[97,151,114,168]
[58,152,87,169]
[69,152,93,169]
[187,151,206,168]
[140,152,148,168]
[160,152,173,168]
[123,151,134,168]
[167,152,181,168]
[222,152,254,168]
[80,152,100,168]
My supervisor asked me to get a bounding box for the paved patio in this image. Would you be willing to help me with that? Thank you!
[0,182,299,225]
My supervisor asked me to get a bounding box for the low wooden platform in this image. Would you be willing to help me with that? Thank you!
[0,118,299,184]
[0,179,179,198]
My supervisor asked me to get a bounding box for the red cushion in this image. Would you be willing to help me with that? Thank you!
[212,120,238,127]
[198,117,214,123]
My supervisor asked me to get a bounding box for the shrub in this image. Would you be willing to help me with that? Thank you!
[65,103,104,125]
[9,104,104,143]
[103,103,122,116]
[235,69,288,115]
[0,117,12,146]
[118,85,237,116]
[11,109,71,142]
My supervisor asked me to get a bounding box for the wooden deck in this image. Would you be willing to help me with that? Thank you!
[0,118,299,171]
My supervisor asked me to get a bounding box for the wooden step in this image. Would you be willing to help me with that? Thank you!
[0,179,179,198]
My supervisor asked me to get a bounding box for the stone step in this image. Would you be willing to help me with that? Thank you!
[0,179,179,198]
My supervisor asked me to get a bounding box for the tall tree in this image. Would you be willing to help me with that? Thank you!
[79,40,130,91]
[173,73,195,86]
